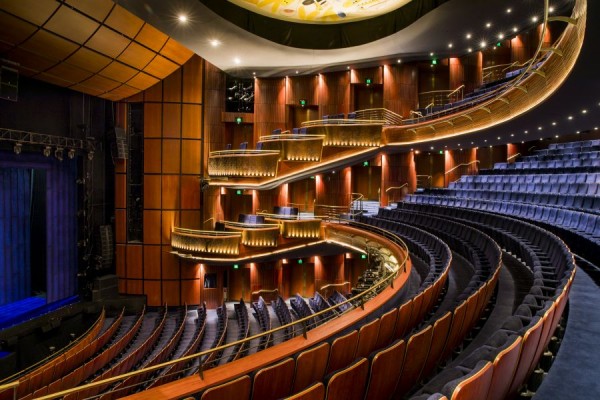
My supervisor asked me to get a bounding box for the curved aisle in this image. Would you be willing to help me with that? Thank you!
[534,267,600,399]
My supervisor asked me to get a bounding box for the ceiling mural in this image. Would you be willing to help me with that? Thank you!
[227,0,412,24]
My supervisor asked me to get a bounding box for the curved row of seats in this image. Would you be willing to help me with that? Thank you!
[201,305,228,370]
[454,172,600,185]
[0,309,107,400]
[448,180,600,196]
[272,296,295,341]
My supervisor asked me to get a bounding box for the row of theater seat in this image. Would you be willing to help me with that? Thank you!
[252,297,273,351]
[454,172,600,184]
[520,150,600,162]
[448,180,600,196]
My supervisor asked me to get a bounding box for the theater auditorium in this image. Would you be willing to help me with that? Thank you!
[0,0,599,399]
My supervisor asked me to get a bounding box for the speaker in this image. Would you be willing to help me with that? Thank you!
[98,225,114,268]
[113,127,128,160]
[0,66,18,102]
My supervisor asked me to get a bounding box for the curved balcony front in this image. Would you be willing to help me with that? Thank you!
[171,228,241,256]
[207,150,280,178]
[222,221,281,247]
[304,122,382,147]
[258,134,325,162]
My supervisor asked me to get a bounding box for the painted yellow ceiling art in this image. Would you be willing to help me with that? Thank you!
[228,0,412,24]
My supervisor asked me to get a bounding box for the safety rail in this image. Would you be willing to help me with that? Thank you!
[507,153,521,163]
[353,108,404,125]
[208,149,280,157]
[0,381,19,400]
[30,222,409,400]
[300,118,385,127]
[482,63,516,83]
[416,175,432,190]
[385,183,409,203]
[447,84,465,99]
[444,160,480,186]
[258,134,325,141]
[318,282,351,298]
[350,192,364,216]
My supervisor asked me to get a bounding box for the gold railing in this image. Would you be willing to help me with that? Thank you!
[353,108,403,125]
[319,282,351,297]
[258,134,325,162]
[444,160,480,185]
[418,88,462,108]
[275,219,322,239]
[314,204,350,221]
[482,63,516,83]
[350,192,364,216]
[416,175,432,190]
[0,381,19,399]
[300,123,382,147]
[385,183,409,203]
[301,118,384,127]
[223,221,281,248]
[207,150,280,178]
[507,153,521,163]
[30,222,409,400]
[171,227,241,255]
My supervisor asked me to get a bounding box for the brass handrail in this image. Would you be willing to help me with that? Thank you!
[0,381,19,395]
[173,227,242,237]
[319,282,350,291]
[222,221,280,229]
[251,288,279,296]
[32,223,409,400]
[258,134,326,141]
[209,149,280,157]
[444,160,480,175]
[447,84,465,97]
[528,146,538,152]
[385,183,408,193]
[507,153,521,162]
[409,110,423,118]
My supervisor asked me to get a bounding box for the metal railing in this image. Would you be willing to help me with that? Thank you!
[353,108,403,125]
[416,175,432,190]
[27,222,408,400]
[350,192,364,216]
[385,183,409,203]
[507,153,521,163]
[444,160,480,185]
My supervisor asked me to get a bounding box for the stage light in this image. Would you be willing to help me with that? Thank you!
[68,149,76,159]
[13,143,22,154]
[43,146,51,157]
[55,147,64,161]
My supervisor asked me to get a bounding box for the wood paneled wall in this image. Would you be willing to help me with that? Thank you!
[415,152,445,188]
[315,167,352,206]
[477,145,508,170]
[286,75,319,106]
[383,64,419,117]
[254,77,286,142]
[318,71,351,118]
[116,55,204,306]
[380,152,416,206]
[445,148,477,186]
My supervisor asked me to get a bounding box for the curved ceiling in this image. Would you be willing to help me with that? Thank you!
[226,0,413,24]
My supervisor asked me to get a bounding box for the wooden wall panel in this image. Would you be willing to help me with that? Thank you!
[144,280,161,305]
[351,66,383,84]
[318,71,350,117]
[254,77,286,142]
[163,69,182,103]
[183,55,203,103]
[180,176,201,209]
[144,174,162,209]
[179,210,201,229]
[286,75,319,105]
[161,210,179,244]
[380,152,416,205]
[144,103,162,137]
[143,210,162,244]
[445,148,477,186]
[316,166,351,206]
[127,279,143,295]
[383,64,418,117]
[115,209,127,243]
[182,280,200,305]
[182,104,201,139]
[449,58,464,91]
[162,281,180,306]
[144,246,161,279]
[144,138,162,173]
[126,245,143,279]
[162,139,181,173]
[204,61,226,168]
[161,175,180,210]
[116,244,126,277]
[162,103,181,138]
[162,247,180,279]
[181,139,201,174]
[115,173,127,208]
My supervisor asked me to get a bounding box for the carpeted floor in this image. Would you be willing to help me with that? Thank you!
[534,268,600,398]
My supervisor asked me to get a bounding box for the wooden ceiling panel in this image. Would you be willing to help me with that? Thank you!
[100,61,138,83]
[80,74,121,92]
[117,42,155,70]
[37,72,73,87]
[44,5,99,44]
[144,55,179,79]
[160,38,194,65]
[135,23,168,52]
[86,26,130,58]
[105,6,144,39]
[6,47,57,72]
[21,30,79,62]
[1,0,60,26]
[0,11,38,47]
[69,83,104,96]
[103,84,140,101]
[65,0,114,22]
[66,47,112,73]
[127,72,160,90]
[46,62,93,84]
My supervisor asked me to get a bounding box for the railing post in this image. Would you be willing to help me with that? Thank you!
[198,360,204,380]
[302,321,308,339]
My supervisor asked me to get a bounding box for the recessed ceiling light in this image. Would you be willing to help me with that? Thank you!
[568,115,573,120]
[538,126,543,130]
[347,66,350,70]
[513,26,518,33]
[540,138,544,141]
[549,6,555,13]
[552,122,556,126]
[576,131,580,134]
[209,39,220,47]
[524,130,528,133]
[397,59,402,63]
[582,109,588,114]
[430,52,434,56]
[252,71,256,75]
[497,136,501,140]
[448,43,453,48]
[555,135,559,138]
[471,142,474,144]
[466,33,472,39]
[480,41,487,48]
[430,146,434,150]
[521,141,525,144]
[498,33,505,39]
[595,127,598,130]
[486,22,492,28]
[532,16,539,22]
[484,139,488,142]
[178,14,188,23]
[468,48,473,53]
[234,57,241,65]
[506,8,512,13]
[296,70,299,74]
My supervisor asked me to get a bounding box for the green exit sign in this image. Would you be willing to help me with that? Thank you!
[299,99,307,106]
[432,59,437,65]
[297,259,303,264]
[235,116,243,124]
[236,189,242,195]
[363,161,369,167]
[233,264,239,269]
[365,78,372,85]
[361,254,367,259]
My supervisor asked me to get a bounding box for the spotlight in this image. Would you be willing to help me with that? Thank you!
[68,149,76,159]
[13,143,22,154]
[55,147,64,161]
[43,146,52,157]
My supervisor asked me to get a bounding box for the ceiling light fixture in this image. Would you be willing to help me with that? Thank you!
[480,41,487,48]
[468,48,473,53]
[552,122,557,126]
[178,14,188,23]
[498,33,504,39]
[68,149,76,159]
[397,59,402,63]
[210,39,220,47]
[506,8,512,13]
[234,57,241,65]
[55,147,64,161]
[538,126,543,130]
[568,115,573,120]
[513,26,518,33]
[430,52,434,56]
[486,22,492,28]
[448,43,453,48]
[466,33,472,39]
[582,109,588,114]
[532,16,539,22]
[549,6,555,13]
[13,143,22,154]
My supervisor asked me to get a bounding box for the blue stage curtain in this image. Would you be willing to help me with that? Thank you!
[0,168,32,306]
